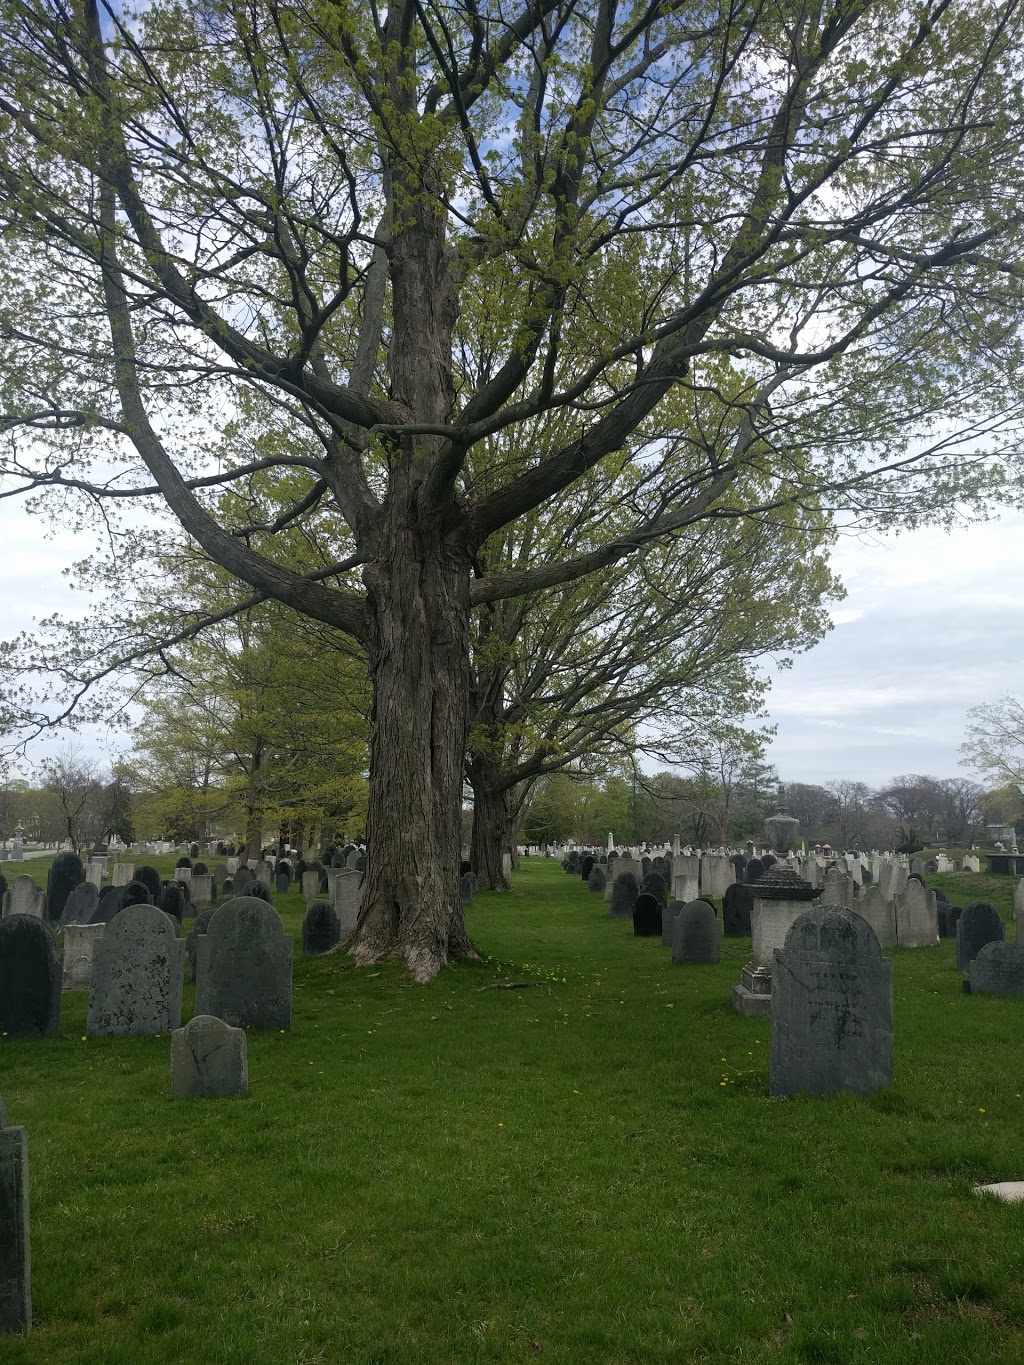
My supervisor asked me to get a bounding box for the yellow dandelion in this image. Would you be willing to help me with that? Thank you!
[81,1035,87,1041]
[979,1107,986,1114]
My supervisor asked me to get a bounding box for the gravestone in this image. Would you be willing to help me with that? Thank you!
[672,870,700,905]
[8,876,43,920]
[191,875,214,908]
[1015,878,1024,923]
[640,872,667,907]
[672,900,721,965]
[158,881,184,926]
[61,923,105,991]
[332,870,361,936]
[174,865,193,887]
[345,849,361,870]
[732,864,819,1018]
[895,879,939,948]
[195,897,292,1030]
[122,880,154,909]
[956,903,1004,973]
[609,872,639,919]
[0,917,61,1037]
[580,855,595,881]
[213,864,230,892]
[58,880,98,930]
[661,899,684,947]
[171,1015,248,1100]
[186,909,216,983]
[722,882,754,937]
[89,885,124,927]
[460,871,476,907]
[233,866,254,895]
[587,865,606,894]
[0,1096,30,1334]
[87,905,186,1036]
[967,941,1024,996]
[853,885,896,949]
[301,869,320,901]
[85,860,105,890]
[226,857,240,875]
[112,862,136,888]
[275,870,290,895]
[134,866,163,902]
[770,906,893,1098]
[821,866,855,911]
[632,893,662,937]
[45,851,83,925]
[302,900,341,955]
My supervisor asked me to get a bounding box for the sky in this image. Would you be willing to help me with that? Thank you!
[1,495,1022,788]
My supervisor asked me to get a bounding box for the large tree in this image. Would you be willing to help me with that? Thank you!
[2,0,1024,977]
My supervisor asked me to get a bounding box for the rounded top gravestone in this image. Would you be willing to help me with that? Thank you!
[745,858,766,885]
[632,893,662,937]
[59,880,99,930]
[195,896,293,1030]
[302,900,341,955]
[640,871,667,907]
[672,899,721,965]
[87,904,186,1037]
[46,850,84,924]
[609,871,639,919]
[0,915,61,1037]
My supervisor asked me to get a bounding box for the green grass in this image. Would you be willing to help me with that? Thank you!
[4,859,1024,1362]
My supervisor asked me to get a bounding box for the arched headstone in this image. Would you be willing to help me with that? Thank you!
[0,916,61,1036]
[87,905,185,1036]
[195,897,292,1030]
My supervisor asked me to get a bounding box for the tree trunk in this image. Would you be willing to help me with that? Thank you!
[244,804,262,860]
[470,769,512,891]
[349,515,478,981]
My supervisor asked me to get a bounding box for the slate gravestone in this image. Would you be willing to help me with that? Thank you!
[938,898,962,939]
[89,885,123,926]
[345,849,361,870]
[255,860,275,889]
[0,917,61,1037]
[61,923,105,991]
[275,871,290,895]
[460,872,476,907]
[134,866,162,902]
[301,870,320,901]
[640,857,652,879]
[770,906,893,1098]
[213,865,230,892]
[821,866,855,911]
[580,855,595,881]
[956,903,1004,973]
[967,941,1024,996]
[332,870,361,935]
[87,905,186,1037]
[0,1095,30,1335]
[158,881,184,925]
[123,880,153,908]
[661,899,684,947]
[45,851,83,925]
[193,862,208,878]
[672,900,721,965]
[302,900,341,955]
[610,872,639,919]
[8,877,43,920]
[355,854,367,872]
[171,1015,248,1100]
[186,909,216,984]
[722,882,754,937]
[176,856,192,871]
[587,865,606,894]
[855,884,896,949]
[233,866,254,895]
[632,893,662,937]
[59,881,98,930]
[195,897,293,1030]
[640,872,667,907]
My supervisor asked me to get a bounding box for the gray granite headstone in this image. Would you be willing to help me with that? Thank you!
[195,896,292,1030]
[587,865,605,894]
[301,869,320,901]
[170,1015,248,1099]
[967,940,1024,996]
[0,1097,30,1334]
[190,874,214,908]
[460,871,476,907]
[302,900,340,955]
[609,872,639,919]
[87,904,185,1037]
[661,898,683,947]
[345,849,362,870]
[0,916,61,1037]
[332,870,361,936]
[672,900,721,965]
[186,909,216,984]
[770,905,893,1098]
[956,903,1004,973]
[61,923,105,991]
[59,881,98,930]
[895,878,939,948]
[8,876,43,920]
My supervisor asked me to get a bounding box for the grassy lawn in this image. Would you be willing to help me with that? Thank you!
[3,857,1024,1362]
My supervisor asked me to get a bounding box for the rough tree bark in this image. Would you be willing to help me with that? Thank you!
[468,757,513,892]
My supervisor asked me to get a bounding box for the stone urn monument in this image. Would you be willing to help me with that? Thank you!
[731,862,819,1017]
[764,787,799,859]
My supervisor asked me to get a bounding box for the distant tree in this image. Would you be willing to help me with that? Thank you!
[822,780,876,850]
[783,784,840,839]
[961,698,1024,805]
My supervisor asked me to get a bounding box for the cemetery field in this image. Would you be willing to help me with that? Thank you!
[5,861,1024,1362]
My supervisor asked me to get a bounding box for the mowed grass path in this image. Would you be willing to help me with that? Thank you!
[4,859,1024,1363]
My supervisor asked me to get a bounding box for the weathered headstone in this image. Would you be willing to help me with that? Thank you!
[460,871,476,906]
[58,880,98,930]
[722,882,754,937]
[632,893,662,937]
[770,906,893,1098]
[8,877,43,920]
[821,866,855,911]
[275,870,290,895]
[732,864,819,1018]
[186,909,216,983]
[170,1015,248,1100]
[302,900,341,955]
[174,865,193,887]
[672,900,721,965]
[87,905,186,1036]
[191,874,214,908]
[61,923,105,991]
[956,903,1005,973]
[0,1095,31,1334]
[640,872,667,907]
[195,897,292,1030]
[345,849,361,870]
[967,940,1024,996]
[45,851,83,925]
[587,865,606,894]
[661,898,683,947]
[134,866,162,902]
[609,871,639,919]
[233,865,255,895]
[112,862,136,888]
[895,878,939,948]
[853,885,896,949]
[0,917,61,1037]
[332,870,361,935]
[85,860,105,890]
